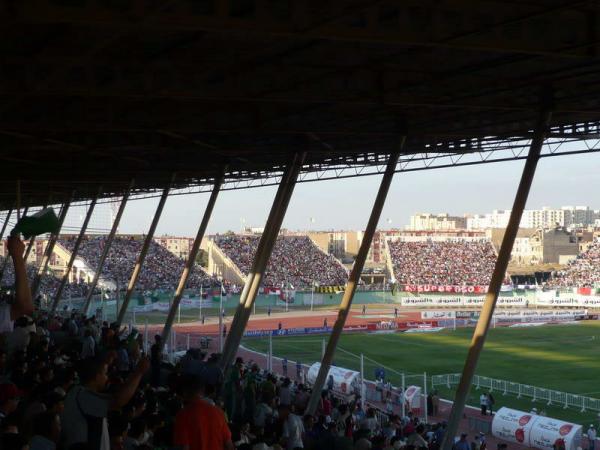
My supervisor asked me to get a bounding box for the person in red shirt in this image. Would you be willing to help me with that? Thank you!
[174,375,234,450]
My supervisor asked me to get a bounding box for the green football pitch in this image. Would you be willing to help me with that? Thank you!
[242,322,600,424]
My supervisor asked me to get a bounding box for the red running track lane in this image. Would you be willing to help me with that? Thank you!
[149,308,423,335]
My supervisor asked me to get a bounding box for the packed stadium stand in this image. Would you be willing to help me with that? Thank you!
[0,257,92,299]
[59,236,211,291]
[549,239,600,288]
[388,240,497,287]
[214,235,348,288]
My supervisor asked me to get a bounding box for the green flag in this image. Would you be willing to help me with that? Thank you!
[12,208,60,239]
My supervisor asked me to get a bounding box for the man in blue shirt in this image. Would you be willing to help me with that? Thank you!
[454,433,471,450]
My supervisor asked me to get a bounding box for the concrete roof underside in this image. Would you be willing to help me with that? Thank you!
[2,0,600,209]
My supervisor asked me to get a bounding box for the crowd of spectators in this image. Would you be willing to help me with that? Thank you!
[0,235,491,450]
[388,240,497,286]
[0,257,94,300]
[59,236,211,292]
[0,314,452,450]
[214,235,348,288]
[549,239,600,288]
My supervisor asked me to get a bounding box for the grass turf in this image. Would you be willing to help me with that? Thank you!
[242,322,600,424]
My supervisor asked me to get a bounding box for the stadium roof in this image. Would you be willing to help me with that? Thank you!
[3,0,600,208]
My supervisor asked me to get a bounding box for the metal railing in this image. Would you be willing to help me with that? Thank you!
[432,373,600,412]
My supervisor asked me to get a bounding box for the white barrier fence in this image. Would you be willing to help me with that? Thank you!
[432,373,600,412]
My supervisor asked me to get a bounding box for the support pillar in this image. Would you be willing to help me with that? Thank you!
[31,199,72,298]
[0,207,26,282]
[23,200,50,262]
[0,207,14,282]
[23,236,36,262]
[50,191,100,314]
[116,177,174,325]
[0,208,14,244]
[219,152,306,371]
[440,111,551,450]
[305,148,402,415]
[82,181,134,316]
[160,172,225,348]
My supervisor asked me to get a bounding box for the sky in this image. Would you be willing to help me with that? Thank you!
[110,147,600,237]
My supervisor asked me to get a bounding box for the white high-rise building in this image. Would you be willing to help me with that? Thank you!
[561,206,599,227]
[408,213,466,231]
[467,210,512,229]
[467,206,600,230]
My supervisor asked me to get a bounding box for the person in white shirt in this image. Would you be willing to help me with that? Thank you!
[279,378,292,407]
[588,425,597,450]
[0,236,34,335]
[6,316,31,356]
[280,405,305,450]
[480,393,488,415]
[253,400,273,428]
[81,329,96,359]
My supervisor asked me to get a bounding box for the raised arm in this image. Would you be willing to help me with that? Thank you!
[110,357,150,410]
[7,236,33,320]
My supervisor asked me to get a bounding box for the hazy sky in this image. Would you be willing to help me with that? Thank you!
[109,147,600,237]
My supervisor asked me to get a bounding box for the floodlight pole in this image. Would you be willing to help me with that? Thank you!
[0,207,27,281]
[160,172,225,351]
[440,110,552,450]
[31,198,72,298]
[50,190,100,314]
[220,152,306,371]
[116,176,174,325]
[305,147,402,416]
[82,181,134,316]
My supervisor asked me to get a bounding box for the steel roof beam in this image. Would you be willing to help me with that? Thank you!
[6,1,593,58]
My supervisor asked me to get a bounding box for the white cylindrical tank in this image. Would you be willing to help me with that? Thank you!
[307,362,361,395]
[492,407,582,450]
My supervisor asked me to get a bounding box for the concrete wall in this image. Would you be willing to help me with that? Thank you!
[541,228,578,264]
[206,239,246,285]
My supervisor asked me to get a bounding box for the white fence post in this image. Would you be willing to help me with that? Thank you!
[360,354,366,410]
[186,334,190,350]
[143,319,149,353]
[433,373,600,414]
[423,372,428,424]
[268,333,273,372]
[401,373,406,418]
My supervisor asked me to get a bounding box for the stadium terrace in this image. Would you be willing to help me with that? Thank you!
[2,2,600,450]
